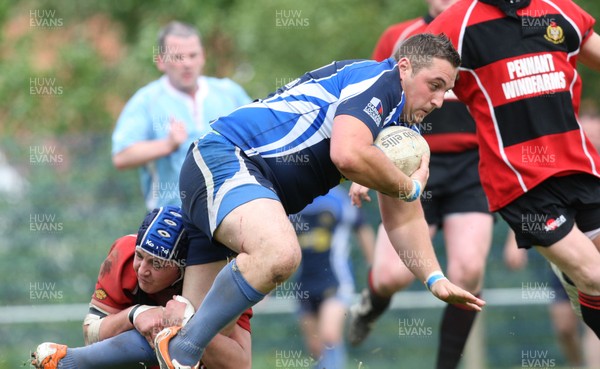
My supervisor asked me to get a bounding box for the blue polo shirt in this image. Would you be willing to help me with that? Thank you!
[112,75,251,209]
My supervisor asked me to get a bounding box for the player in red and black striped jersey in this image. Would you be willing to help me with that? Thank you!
[348,2,493,369]
[427,0,600,339]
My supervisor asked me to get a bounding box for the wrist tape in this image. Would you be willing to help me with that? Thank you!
[400,179,422,202]
[83,313,102,344]
[128,304,154,325]
[424,271,447,291]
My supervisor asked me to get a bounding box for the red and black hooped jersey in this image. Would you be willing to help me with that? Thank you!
[373,15,478,153]
[428,0,600,211]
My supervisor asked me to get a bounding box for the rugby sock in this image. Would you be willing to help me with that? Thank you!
[169,259,266,366]
[579,291,600,339]
[60,329,155,368]
[435,297,479,369]
[56,354,77,369]
[316,343,346,369]
[365,269,392,318]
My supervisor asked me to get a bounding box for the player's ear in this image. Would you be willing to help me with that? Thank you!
[398,57,411,78]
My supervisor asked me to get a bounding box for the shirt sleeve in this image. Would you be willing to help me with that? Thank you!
[112,90,154,155]
[91,236,138,311]
[335,66,401,139]
[571,1,596,45]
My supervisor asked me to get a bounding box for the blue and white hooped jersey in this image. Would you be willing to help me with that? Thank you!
[211,58,408,214]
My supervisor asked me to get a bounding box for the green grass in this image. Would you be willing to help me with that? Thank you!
[2,303,569,369]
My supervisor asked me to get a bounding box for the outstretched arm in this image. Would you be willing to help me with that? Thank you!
[378,192,485,311]
[83,299,166,346]
[83,300,132,345]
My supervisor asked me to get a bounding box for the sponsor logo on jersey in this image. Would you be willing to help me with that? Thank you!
[502,53,566,100]
[94,289,107,300]
[363,97,383,126]
[544,22,565,44]
[544,214,566,231]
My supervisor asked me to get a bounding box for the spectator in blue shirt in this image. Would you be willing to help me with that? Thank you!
[112,21,251,210]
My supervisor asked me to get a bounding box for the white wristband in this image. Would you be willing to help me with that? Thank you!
[400,179,422,202]
[424,271,447,291]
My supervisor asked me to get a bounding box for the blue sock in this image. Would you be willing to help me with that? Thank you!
[170,259,265,365]
[316,343,346,369]
[58,330,155,369]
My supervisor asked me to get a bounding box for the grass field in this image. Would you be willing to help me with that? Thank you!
[1,302,572,369]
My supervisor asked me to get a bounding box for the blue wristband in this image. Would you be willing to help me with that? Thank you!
[425,271,447,291]
[403,179,422,202]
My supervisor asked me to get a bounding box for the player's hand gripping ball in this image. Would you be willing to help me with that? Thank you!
[374,125,430,176]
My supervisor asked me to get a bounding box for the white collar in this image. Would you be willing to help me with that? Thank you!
[161,75,207,102]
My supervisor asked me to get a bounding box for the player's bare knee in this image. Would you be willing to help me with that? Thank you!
[376,269,412,294]
[569,264,600,294]
[268,246,301,284]
[447,262,485,292]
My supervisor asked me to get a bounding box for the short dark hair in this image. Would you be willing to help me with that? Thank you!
[157,21,201,53]
[394,33,461,73]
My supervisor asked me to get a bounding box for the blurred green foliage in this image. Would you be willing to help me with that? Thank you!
[2,0,599,135]
[0,0,429,135]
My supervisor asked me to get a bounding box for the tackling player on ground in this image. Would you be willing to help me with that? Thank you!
[31,206,252,369]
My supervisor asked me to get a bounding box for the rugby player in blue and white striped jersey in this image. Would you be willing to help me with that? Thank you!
[156,33,486,369]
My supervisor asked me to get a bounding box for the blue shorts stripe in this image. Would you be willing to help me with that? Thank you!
[183,132,280,238]
[216,184,279,228]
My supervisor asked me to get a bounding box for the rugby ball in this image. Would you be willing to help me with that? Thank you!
[374,126,430,176]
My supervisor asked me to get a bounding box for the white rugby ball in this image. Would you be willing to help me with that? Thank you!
[374,125,430,176]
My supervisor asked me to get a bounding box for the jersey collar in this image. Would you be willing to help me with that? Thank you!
[479,0,532,18]
[423,13,434,25]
